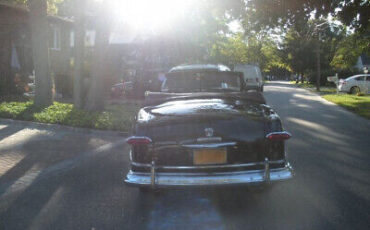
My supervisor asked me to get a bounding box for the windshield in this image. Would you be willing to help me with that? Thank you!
[162,71,242,93]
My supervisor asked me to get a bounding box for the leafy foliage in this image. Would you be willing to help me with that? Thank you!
[3,0,64,14]
[209,32,288,73]
[331,33,370,70]
[243,0,370,33]
[0,101,140,131]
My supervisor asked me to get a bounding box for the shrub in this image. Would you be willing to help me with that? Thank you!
[0,101,140,131]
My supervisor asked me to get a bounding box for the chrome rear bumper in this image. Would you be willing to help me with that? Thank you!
[124,160,294,187]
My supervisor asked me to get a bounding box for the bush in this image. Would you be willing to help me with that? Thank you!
[0,101,140,131]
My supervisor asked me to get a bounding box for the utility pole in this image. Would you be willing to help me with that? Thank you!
[314,21,329,92]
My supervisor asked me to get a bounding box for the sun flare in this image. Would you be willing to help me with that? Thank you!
[110,0,196,32]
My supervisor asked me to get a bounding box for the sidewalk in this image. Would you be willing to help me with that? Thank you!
[0,119,126,198]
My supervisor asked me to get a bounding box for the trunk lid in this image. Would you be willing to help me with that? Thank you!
[136,98,267,143]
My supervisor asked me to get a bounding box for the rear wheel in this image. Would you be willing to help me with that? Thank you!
[350,86,360,94]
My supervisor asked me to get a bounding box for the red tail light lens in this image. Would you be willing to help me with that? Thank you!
[266,131,291,141]
[126,136,152,145]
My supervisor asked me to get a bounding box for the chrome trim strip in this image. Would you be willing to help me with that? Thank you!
[182,142,236,149]
[131,159,285,170]
[265,131,292,139]
[126,136,153,143]
[124,165,293,187]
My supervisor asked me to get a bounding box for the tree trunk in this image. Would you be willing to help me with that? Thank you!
[28,0,52,107]
[73,0,85,109]
[84,7,110,111]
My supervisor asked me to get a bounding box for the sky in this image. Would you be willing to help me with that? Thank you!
[109,0,196,33]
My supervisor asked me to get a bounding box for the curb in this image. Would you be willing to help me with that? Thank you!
[0,118,129,137]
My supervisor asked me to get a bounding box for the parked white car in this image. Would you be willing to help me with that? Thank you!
[338,74,370,94]
[233,64,264,92]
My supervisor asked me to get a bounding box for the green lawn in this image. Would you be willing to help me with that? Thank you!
[290,81,337,95]
[322,94,370,119]
[289,81,315,88]
[0,101,141,131]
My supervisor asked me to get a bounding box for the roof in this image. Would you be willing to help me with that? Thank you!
[0,1,27,12]
[0,1,72,24]
[347,74,370,79]
[169,64,231,73]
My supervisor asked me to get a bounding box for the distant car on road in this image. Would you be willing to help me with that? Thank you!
[111,83,124,98]
[338,74,370,94]
[233,64,264,92]
[111,81,134,98]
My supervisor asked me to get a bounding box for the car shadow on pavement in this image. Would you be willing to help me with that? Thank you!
[263,83,370,229]
[0,131,122,230]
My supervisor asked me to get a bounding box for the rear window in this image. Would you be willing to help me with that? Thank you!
[163,71,242,93]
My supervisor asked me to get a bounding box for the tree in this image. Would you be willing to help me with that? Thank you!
[72,0,85,109]
[84,1,111,111]
[331,33,370,70]
[281,26,316,77]
[209,32,287,75]
[209,33,248,65]
[28,0,53,107]
[243,0,370,33]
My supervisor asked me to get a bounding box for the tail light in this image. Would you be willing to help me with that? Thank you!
[126,136,152,145]
[266,131,291,141]
[339,79,347,85]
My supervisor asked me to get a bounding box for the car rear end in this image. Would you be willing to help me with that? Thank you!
[124,100,293,188]
[338,78,350,93]
[234,64,263,91]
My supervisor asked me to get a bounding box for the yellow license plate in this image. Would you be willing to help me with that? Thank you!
[193,148,227,165]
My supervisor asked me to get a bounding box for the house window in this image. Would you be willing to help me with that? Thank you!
[50,25,61,50]
[85,30,95,47]
[70,30,75,47]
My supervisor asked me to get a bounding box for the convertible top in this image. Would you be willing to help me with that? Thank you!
[144,91,266,106]
[169,64,231,73]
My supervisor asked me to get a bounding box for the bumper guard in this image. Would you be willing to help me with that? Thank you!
[125,159,293,187]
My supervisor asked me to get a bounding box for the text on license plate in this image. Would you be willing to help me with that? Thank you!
[193,148,227,165]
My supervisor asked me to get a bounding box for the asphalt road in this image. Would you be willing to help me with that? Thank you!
[1,82,369,230]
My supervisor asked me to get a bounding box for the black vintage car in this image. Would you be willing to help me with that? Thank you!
[124,64,293,190]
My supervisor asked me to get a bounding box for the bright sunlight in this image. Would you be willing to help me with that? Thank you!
[110,0,196,32]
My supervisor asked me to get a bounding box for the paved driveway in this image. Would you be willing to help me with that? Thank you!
[1,82,369,230]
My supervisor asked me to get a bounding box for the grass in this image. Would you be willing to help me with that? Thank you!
[0,101,141,131]
[290,81,337,95]
[289,81,369,119]
[322,94,370,119]
[289,81,315,88]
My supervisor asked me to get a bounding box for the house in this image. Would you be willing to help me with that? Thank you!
[0,1,74,96]
[0,1,207,98]
[354,54,370,72]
